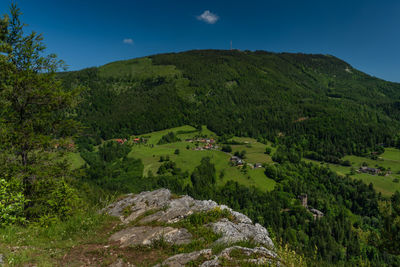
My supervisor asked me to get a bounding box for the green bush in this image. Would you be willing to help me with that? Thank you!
[27,178,84,224]
[0,179,26,226]
[157,132,181,145]
[221,145,232,153]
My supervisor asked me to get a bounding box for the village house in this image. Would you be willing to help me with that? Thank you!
[358,166,381,175]
[195,138,215,144]
[193,143,217,151]
[230,156,244,166]
[114,138,127,144]
[132,137,147,144]
[254,163,263,168]
[203,144,212,150]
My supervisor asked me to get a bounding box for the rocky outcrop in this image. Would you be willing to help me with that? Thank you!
[205,246,278,266]
[104,189,221,225]
[159,246,278,267]
[104,189,278,266]
[155,249,213,267]
[109,226,192,247]
[210,218,274,248]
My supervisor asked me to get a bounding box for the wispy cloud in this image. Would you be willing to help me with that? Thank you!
[123,38,134,45]
[197,10,219,24]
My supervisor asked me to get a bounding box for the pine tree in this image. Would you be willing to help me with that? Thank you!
[0,4,83,221]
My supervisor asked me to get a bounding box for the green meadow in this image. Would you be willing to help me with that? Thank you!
[63,125,277,192]
[124,125,276,192]
[67,125,399,197]
[304,147,400,197]
[98,57,180,80]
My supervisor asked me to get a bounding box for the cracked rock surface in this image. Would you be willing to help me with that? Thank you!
[104,189,278,266]
[109,226,192,247]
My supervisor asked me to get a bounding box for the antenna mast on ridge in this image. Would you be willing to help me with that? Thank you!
[230,40,232,50]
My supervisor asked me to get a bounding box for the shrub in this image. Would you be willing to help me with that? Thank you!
[221,145,232,153]
[26,178,84,224]
[0,179,26,226]
[157,132,181,145]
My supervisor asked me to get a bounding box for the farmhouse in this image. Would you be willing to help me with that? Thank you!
[254,163,263,168]
[358,166,381,175]
[195,138,215,144]
[230,156,244,166]
[193,143,217,151]
[114,138,127,144]
[132,137,147,144]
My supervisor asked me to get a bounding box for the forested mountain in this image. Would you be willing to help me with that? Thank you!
[60,50,400,159]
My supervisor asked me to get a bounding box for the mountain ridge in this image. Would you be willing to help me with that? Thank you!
[60,49,400,159]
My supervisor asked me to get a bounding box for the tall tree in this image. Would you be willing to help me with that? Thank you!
[0,4,82,221]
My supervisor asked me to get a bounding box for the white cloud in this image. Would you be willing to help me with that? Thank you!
[123,38,134,45]
[197,10,219,24]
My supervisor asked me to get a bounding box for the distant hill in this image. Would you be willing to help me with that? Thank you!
[60,50,400,158]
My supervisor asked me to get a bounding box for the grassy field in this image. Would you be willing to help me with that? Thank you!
[66,123,398,197]
[65,152,85,170]
[126,125,276,192]
[304,148,400,197]
[229,137,275,165]
[98,57,180,80]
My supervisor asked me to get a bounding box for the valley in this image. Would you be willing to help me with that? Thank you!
[69,125,400,197]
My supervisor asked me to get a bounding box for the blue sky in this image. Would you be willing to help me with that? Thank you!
[1,0,400,82]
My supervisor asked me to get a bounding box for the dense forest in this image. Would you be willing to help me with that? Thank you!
[60,50,400,161]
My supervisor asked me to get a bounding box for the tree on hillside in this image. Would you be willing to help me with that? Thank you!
[0,4,83,223]
[190,157,216,199]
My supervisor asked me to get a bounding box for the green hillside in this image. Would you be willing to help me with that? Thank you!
[305,147,400,197]
[60,50,400,161]
[126,125,276,192]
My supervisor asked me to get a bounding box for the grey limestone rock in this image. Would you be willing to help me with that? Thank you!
[200,246,278,266]
[109,226,192,248]
[156,249,213,267]
[105,189,277,265]
[210,218,274,248]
